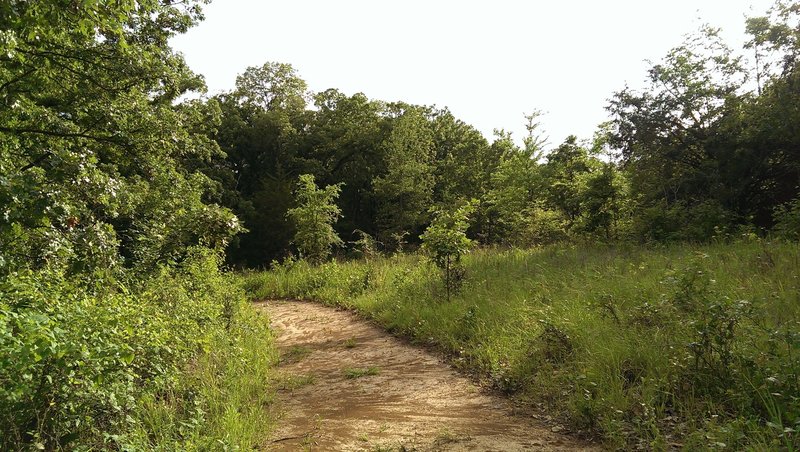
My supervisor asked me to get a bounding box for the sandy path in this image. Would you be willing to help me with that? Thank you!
[260,300,597,451]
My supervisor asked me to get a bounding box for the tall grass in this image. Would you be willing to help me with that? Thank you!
[126,299,279,450]
[242,240,800,449]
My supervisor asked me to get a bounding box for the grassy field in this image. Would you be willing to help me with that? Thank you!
[242,240,800,450]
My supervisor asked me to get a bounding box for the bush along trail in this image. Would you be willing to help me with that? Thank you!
[260,299,596,451]
[243,240,800,450]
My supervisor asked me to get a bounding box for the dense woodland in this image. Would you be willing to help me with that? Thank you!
[1,0,799,449]
[202,15,800,266]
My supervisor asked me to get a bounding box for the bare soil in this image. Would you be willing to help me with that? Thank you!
[260,300,598,451]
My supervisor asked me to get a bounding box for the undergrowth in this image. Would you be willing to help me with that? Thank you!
[1,250,278,450]
[242,240,800,450]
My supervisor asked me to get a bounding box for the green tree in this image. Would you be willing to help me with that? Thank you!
[200,63,313,266]
[303,89,387,239]
[374,105,435,243]
[0,2,256,449]
[235,62,309,112]
[286,174,344,263]
[483,112,551,244]
[607,26,746,239]
[580,163,628,238]
[0,0,238,275]
[544,136,593,226]
[431,109,497,206]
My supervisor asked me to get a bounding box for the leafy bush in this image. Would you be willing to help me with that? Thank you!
[774,197,800,240]
[0,250,276,450]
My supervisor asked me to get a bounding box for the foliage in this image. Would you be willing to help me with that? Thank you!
[188,2,800,269]
[286,174,344,264]
[235,62,309,112]
[0,251,277,450]
[0,2,277,450]
[373,105,435,240]
[608,14,800,236]
[774,196,800,240]
[0,0,240,276]
[420,201,476,301]
[350,229,379,260]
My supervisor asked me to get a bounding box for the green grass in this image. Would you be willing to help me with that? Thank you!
[281,345,312,363]
[241,240,800,450]
[278,373,317,391]
[127,303,280,450]
[344,366,380,379]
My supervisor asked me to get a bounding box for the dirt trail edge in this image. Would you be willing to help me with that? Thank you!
[260,300,597,451]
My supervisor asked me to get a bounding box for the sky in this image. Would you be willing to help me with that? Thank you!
[171,0,776,148]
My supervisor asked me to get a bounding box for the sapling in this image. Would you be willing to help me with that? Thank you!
[286,174,344,264]
[420,201,477,302]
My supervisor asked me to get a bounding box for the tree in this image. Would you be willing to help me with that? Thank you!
[484,132,543,244]
[420,201,477,302]
[234,62,309,112]
[606,26,748,239]
[303,89,387,239]
[0,2,250,448]
[544,136,593,226]
[286,174,344,263]
[580,163,628,238]
[374,105,435,243]
[0,0,239,275]
[431,108,497,206]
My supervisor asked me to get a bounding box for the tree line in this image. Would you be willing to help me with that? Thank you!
[197,2,800,268]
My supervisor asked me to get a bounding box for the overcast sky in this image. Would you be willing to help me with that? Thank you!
[171,0,775,148]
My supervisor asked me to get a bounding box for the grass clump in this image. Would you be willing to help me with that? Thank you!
[281,345,312,364]
[242,240,800,449]
[344,367,380,379]
[277,373,316,391]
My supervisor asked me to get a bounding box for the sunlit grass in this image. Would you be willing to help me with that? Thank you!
[128,304,279,449]
[344,366,380,379]
[242,239,800,449]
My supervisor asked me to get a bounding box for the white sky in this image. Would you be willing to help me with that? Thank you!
[171,0,775,148]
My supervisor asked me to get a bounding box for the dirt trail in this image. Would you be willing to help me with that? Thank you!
[260,300,597,451]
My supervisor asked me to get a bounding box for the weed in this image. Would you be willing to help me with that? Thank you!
[278,373,316,391]
[433,428,468,446]
[536,319,574,364]
[344,366,380,379]
[281,345,312,363]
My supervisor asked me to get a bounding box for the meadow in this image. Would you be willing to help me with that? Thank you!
[242,240,800,450]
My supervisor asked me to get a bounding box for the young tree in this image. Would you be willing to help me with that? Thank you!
[544,136,593,226]
[420,201,477,302]
[286,174,344,263]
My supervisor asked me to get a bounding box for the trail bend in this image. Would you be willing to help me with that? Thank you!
[261,300,596,451]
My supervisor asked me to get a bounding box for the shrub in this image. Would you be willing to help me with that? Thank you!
[0,250,275,450]
[774,197,800,240]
